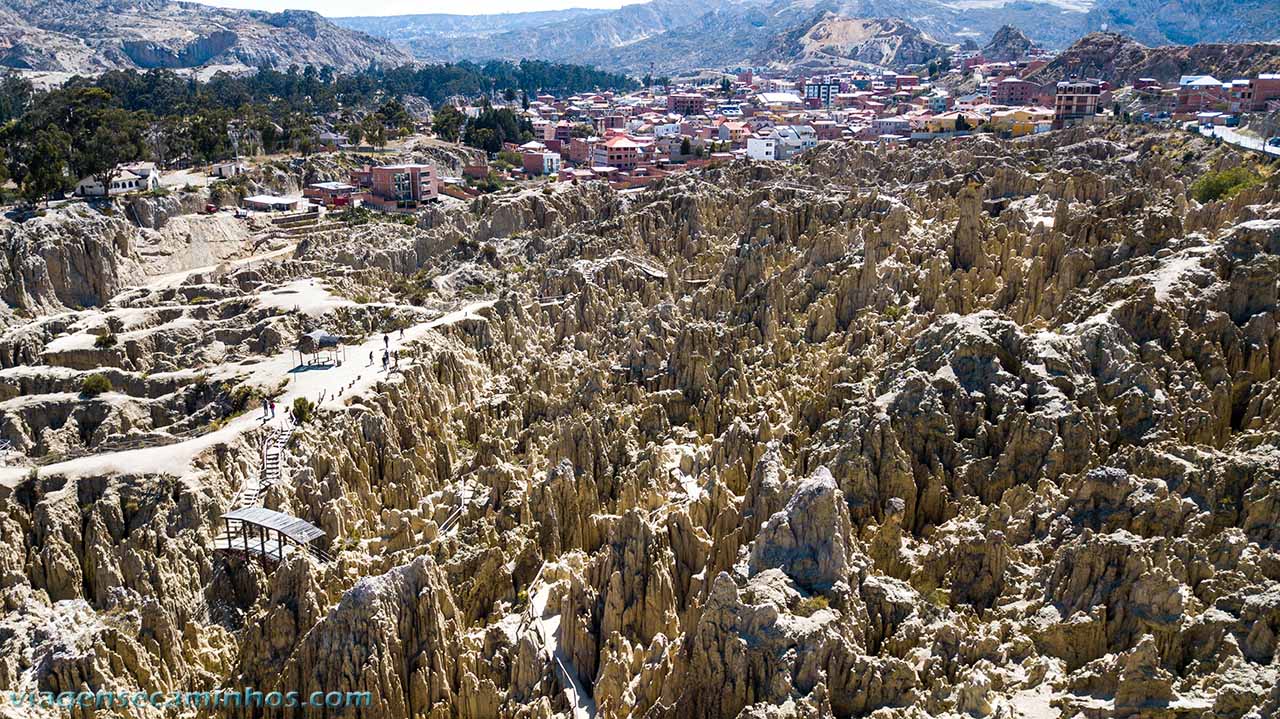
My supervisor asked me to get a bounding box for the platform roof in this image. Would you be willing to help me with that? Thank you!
[223,507,325,543]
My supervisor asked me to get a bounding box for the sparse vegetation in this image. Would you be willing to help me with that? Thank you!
[793,595,829,617]
[94,332,118,349]
[1191,166,1263,203]
[80,373,112,397]
[229,384,256,411]
[292,396,315,425]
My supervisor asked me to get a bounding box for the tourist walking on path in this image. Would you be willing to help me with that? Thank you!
[369,350,373,366]
[269,399,276,418]
[383,333,389,350]
[261,398,269,421]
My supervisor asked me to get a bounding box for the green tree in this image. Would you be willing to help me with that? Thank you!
[462,106,531,151]
[284,112,317,155]
[346,120,364,146]
[0,72,33,124]
[74,108,146,194]
[361,113,386,148]
[255,117,279,155]
[680,136,691,156]
[720,77,731,95]
[377,98,413,136]
[432,104,464,142]
[190,112,231,161]
[470,127,498,153]
[19,128,72,206]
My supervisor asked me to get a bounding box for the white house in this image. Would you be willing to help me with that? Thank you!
[772,125,817,158]
[746,137,777,161]
[652,122,681,138]
[212,161,247,179]
[75,162,160,197]
[539,152,562,175]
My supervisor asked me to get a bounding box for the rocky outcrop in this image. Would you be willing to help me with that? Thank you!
[0,0,411,73]
[0,206,145,317]
[1,123,1278,719]
[981,24,1036,61]
[1025,31,1280,85]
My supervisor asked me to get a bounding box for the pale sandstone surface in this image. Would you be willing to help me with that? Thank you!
[0,125,1277,719]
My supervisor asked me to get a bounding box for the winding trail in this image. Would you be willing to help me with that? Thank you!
[0,288,494,485]
[529,576,597,719]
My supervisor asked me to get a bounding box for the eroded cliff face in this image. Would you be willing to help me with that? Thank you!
[1,125,1278,719]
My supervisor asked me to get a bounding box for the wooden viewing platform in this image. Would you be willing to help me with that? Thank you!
[216,506,329,562]
[215,425,331,565]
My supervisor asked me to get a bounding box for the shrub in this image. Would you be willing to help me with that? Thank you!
[793,595,829,617]
[1191,166,1262,203]
[292,397,315,424]
[884,304,908,320]
[81,373,112,397]
[230,384,256,411]
[94,332,118,349]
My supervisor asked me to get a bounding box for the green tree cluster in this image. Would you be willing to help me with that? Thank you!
[463,105,533,153]
[0,59,634,204]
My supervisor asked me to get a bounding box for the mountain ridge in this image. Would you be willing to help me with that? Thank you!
[0,0,412,74]
[335,0,1280,73]
[1024,31,1280,85]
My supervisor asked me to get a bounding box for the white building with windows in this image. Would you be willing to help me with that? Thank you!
[746,137,777,161]
[75,162,161,197]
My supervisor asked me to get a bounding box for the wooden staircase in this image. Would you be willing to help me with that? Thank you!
[217,425,293,549]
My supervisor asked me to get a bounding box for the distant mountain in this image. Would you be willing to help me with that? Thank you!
[336,8,613,43]
[0,0,412,74]
[340,0,722,67]
[760,14,948,72]
[981,25,1036,62]
[1024,31,1280,85]
[1085,0,1280,47]
[336,0,1280,73]
[335,0,1093,72]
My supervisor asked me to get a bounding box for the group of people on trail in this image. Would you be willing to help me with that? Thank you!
[367,331,402,372]
[261,397,276,420]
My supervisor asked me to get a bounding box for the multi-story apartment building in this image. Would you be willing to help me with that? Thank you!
[666,93,707,116]
[992,78,1040,106]
[361,163,438,211]
[1053,80,1101,128]
[804,79,842,107]
[591,135,641,170]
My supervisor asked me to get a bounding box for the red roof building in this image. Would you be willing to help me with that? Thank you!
[591,135,642,170]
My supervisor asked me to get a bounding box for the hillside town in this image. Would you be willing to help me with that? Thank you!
[54,44,1280,222]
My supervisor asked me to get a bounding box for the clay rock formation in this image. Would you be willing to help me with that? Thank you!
[748,468,856,593]
[0,123,1277,719]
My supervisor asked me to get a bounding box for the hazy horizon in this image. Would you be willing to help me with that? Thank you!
[194,0,645,17]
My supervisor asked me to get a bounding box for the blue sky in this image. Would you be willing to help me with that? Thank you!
[196,0,640,16]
